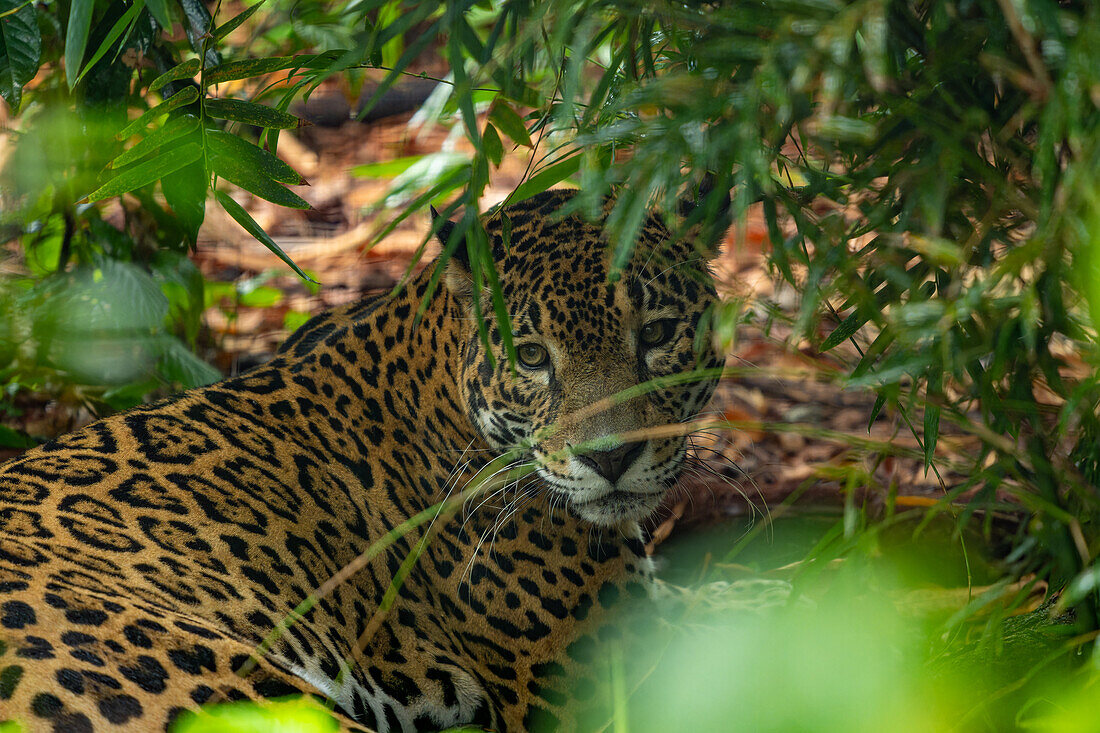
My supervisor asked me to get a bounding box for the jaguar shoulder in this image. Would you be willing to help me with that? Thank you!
[0,189,724,732]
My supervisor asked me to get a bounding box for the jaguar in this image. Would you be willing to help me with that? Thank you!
[0,188,725,731]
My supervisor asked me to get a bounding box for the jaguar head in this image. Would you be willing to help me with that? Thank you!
[446,189,725,527]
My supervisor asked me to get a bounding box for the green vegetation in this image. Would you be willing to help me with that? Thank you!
[2,0,1099,729]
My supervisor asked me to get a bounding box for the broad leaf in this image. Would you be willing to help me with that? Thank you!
[0,0,42,110]
[157,336,221,388]
[162,160,207,247]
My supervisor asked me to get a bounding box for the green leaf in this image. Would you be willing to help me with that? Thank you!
[157,336,221,388]
[214,190,316,283]
[283,310,311,332]
[209,147,310,210]
[74,0,144,87]
[205,58,296,86]
[86,142,203,202]
[867,393,887,432]
[211,0,266,42]
[162,160,207,247]
[351,155,425,179]
[821,309,868,351]
[205,129,303,184]
[482,123,503,167]
[64,0,94,89]
[145,0,173,30]
[118,86,200,139]
[172,698,339,733]
[205,98,300,129]
[489,103,532,147]
[111,114,199,169]
[0,0,42,110]
[510,155,581,203]
[0,424,35,449]
[238,285,283,308]
[150,58,201,91]
[203,55,330,86]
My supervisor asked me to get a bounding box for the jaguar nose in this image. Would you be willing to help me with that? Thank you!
[576,441,645,483]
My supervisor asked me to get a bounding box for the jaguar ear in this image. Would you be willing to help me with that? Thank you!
[677,172,732,259]
[432,206,474,298]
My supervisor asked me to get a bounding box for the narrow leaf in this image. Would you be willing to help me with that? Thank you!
[111,114,199,169]
[86,142,202,202]
[118,86,200,139]
[352,155,425,179]
[206,129,303,184]
[482,123,503,167]
[75,0,144,86]
[214,190,316,283]
[65,0,94,89]
[0,0,42,110]
[489,103,532,147]
[205,56,308,86]
[150,58,200,91]
[205,98,300,129]
[867,393,887,432]
[212,0,266,41]
[821,309,868,351]
[145,0,173,30]
[510,155,581,203]
[209,148,310,209]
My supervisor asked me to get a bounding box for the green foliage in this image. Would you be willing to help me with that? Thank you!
[171,697,340,733]
[2,0,1099,724]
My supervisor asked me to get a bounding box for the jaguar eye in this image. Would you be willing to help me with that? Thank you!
[517,343,549,369]
[639,320,676,347]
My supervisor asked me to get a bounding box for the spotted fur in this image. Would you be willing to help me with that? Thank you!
[0,189,722,731]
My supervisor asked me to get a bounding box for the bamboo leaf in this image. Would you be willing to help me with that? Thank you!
[204,55,327,86]
[118,86,200,139]
[214,190,316,283]
[206,129,303,184]
[489,103,532,148]
[150,58,200,91]
[111,114,199,169]
[821,309,868,351]
[482,123,503,167]
[75,0,144,87]
[86,142,203,202]
[64,0,94,89]
[209,144,310,209]
[205,98,300,129]
[510,155,581,203]
[352,155,425,179]
[212,0,266,41]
